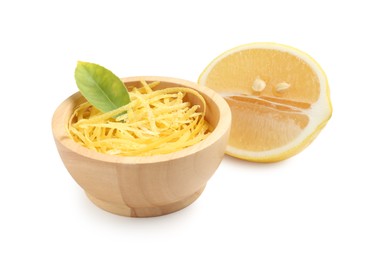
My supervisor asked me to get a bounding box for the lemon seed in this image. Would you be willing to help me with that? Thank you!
[252,77,266,92]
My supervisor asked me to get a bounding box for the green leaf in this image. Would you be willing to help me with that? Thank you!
[74,61,130,113]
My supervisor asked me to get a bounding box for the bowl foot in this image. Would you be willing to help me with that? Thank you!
[85,186,205,217]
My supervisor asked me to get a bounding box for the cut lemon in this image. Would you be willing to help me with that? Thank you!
[198,42,332,162]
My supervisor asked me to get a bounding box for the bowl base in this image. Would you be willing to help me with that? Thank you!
[85,186,205,217]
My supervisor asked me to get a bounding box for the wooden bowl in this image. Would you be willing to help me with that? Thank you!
[52,76,231,217]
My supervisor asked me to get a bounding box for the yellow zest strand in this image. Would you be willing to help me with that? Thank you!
[67,81,211,156]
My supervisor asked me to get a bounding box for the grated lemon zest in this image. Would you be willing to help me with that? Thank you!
[67,81,211,156]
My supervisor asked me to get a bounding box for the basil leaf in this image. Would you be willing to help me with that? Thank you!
[74,61,130,113]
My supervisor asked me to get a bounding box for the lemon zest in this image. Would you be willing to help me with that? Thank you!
[67,81,211,156]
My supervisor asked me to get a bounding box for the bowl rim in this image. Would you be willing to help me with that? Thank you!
[52,76,231,164]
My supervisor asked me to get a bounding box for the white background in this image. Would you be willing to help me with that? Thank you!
[1,0,383,259]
